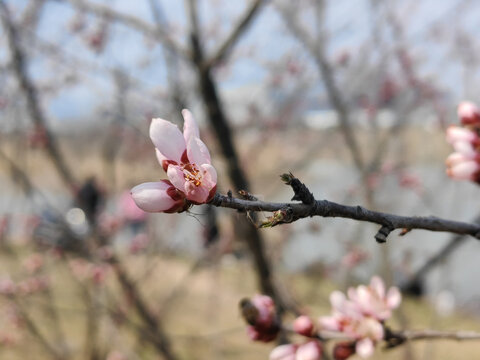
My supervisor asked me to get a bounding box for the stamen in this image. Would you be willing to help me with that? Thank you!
[183,163,202,187]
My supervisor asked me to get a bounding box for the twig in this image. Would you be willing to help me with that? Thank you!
[0,1,76,189]
[58,0,189,59]
[204,0,264,69]
[209,174,480,242]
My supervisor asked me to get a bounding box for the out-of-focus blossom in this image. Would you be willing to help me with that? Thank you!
[0,277,16,296]
[132,109,217,212]
[341,248,368,269]
[347,276,401,321]
[22,253,44,274]
[319,277,401,358]
[332,342,356,360]
[458,101,480,126]
[270,341,322,360]
[119,190,147,222]
[129,233,150,254]
[293,315,315,337]
[241,294,279,342]
[270,344,297,360]
[296,341,322,360]
[445,125,480,182]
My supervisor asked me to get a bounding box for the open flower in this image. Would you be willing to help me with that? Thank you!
[132,110,217,212]
[347,276,401,321]
[319,277,401,359]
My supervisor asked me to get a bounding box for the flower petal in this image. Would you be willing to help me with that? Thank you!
[184,182,210,204]
[386,287,402,309]
[187,136,211,166]
[269,344,297,360]
[370,276,385,299]
[167,165,187,192]
[296,341,322,360]
[150,118,186,163]
[355,338,375,358]
[200,163,217,189]
[130,181,176,212]
[448,161,479,180]
[182,109,200,144]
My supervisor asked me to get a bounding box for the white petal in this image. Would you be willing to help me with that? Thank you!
[355,338,375,358]
[182,109,200,143]
[150,118,186,163]
[130,181,176,212]
[187,136,211,166]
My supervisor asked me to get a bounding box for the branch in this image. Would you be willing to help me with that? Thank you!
[57,0,189,60]
[209,174,480,243]
[0,1,77,189]
[204,0,264,69]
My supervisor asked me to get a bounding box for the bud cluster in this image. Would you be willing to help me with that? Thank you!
[446,101,480,183]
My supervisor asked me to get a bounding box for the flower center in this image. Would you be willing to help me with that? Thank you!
[183,163,202,187]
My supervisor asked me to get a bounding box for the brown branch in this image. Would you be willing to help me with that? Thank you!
[276,3,365,173]
[108,256,177,360]
[208,174,480,242]
[204,0,264,69]
[0,1,76,189]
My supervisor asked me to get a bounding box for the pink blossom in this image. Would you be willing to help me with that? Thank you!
[132,110,217,211]
[293,315,315,337]
[319,277,401,358]
[458,101,480,126]
[347,276,401,321]
[22,253,44,274]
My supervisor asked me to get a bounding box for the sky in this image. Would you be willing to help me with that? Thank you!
[2,0,480,125]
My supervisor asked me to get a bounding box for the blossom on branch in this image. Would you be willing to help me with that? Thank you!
[270,341,323,360]
[240,294,279,342]
[446,102,480,182]
[132,110,217,212]
[319,277,401,359]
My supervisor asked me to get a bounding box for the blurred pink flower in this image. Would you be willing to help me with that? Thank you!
[270,341,322,360]
[296,341,323,360]
[319,277,401,358]
[445,125,480,182]
[457,101,480,126]
[243,294,279,342]
[22,253,44,274]
[347,276,401,321]
[132,109,217,212]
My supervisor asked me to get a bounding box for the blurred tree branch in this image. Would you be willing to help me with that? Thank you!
[0,0,77,189]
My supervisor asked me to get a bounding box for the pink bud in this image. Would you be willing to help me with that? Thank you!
[293,315,315,337]
[131,180,188,213]
[458,101,480,126]
[333,342,356,360]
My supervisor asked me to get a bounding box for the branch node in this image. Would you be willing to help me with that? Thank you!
[280,172,315,205]
[375,225,393,244]
[238,189,258,201]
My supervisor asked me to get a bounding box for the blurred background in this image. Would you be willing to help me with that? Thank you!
[0,0,480,359]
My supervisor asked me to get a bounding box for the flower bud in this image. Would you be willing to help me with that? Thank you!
[458,101,480,127]
[333,342,356,360]
[293,315,315,337]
